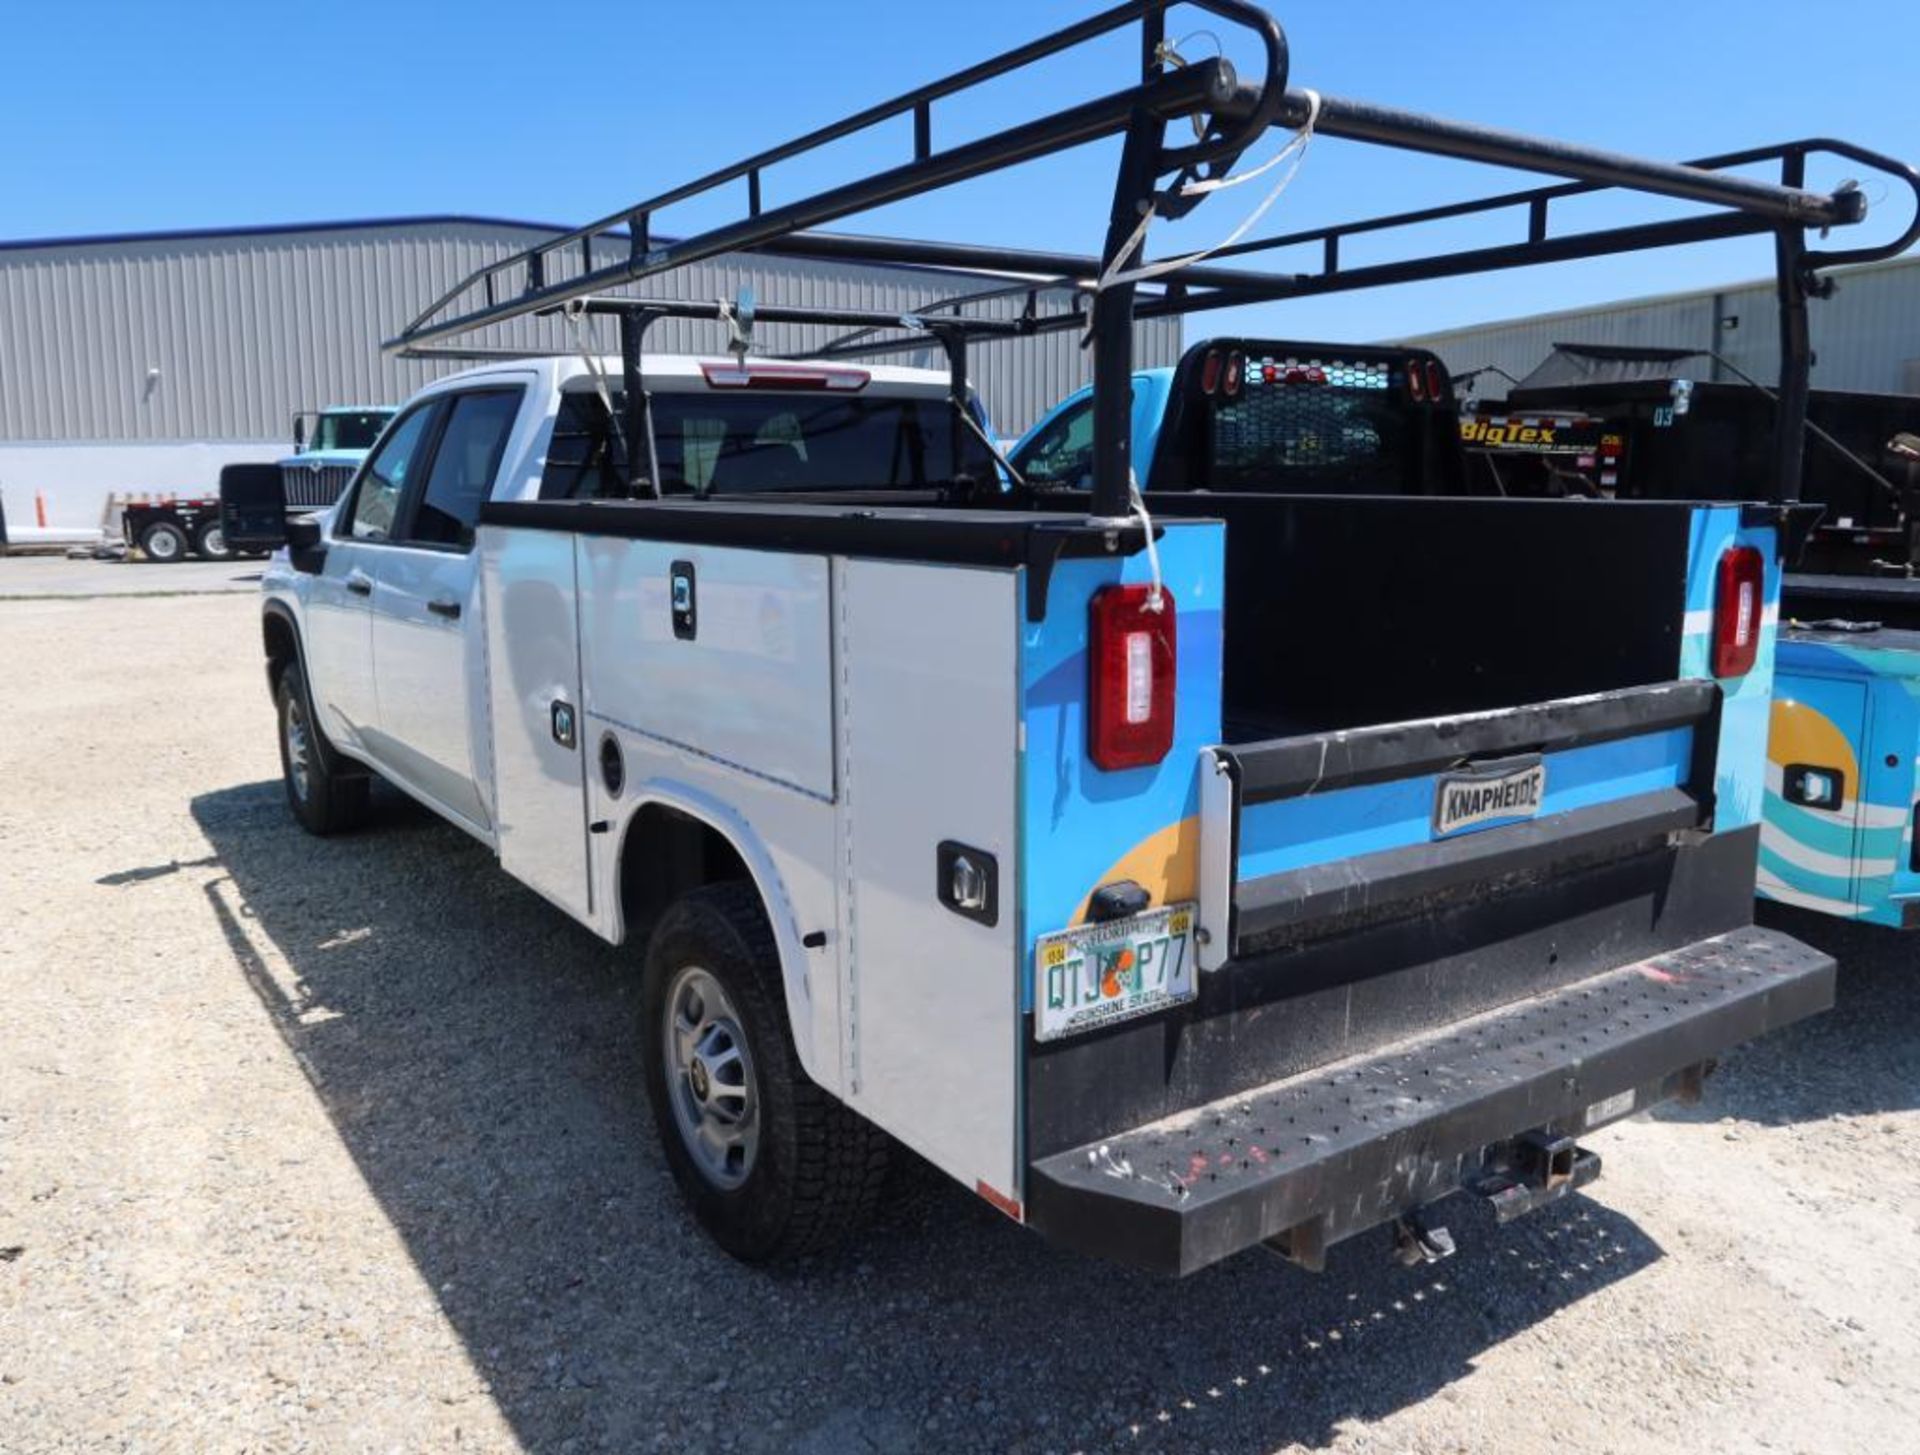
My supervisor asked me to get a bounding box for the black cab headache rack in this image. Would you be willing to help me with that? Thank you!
[386,0,1920,513]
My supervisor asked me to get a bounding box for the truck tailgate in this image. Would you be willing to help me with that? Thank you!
[1028,925,1831,1276]
[1199,680,1719,966]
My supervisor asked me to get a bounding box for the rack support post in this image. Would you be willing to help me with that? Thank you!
[1091,110,1164,521]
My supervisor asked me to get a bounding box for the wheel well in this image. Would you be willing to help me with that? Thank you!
[262,611,298,697]
[620,803,754,949]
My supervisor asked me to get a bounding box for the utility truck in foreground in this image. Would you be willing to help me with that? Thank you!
[243,2,1916,1274]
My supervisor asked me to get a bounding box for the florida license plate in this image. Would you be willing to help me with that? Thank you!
[1034,903,1196,1043]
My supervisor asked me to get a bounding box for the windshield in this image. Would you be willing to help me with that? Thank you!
[540,389,998,499]
[313,410,394,453]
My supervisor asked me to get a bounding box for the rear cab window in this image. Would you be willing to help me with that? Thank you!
[539,384,998,500]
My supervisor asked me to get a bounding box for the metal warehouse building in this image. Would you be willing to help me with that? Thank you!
[0,215,1180,530]
[1407,254,1920,401]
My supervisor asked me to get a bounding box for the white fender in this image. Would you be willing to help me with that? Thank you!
[610,777,831,1090]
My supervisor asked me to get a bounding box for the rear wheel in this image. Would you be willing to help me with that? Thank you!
[192,521,233,560]
[275,660,369,835]
[641,882,887,1262]
[139,519,189,563]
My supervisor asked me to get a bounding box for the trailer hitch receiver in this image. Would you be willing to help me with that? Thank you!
[1469,1128,1602,1224]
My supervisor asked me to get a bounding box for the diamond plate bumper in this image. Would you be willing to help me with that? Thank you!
[1026,925,1834,1276]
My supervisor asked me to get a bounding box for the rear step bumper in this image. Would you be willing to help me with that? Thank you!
[1025,925,1833,1277]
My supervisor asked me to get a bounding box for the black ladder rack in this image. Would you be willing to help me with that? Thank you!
[385,0,1920,513]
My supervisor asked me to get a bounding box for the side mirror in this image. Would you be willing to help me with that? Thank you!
[219,462,289,551]
[285,514,328,574]
[293,416,307,451]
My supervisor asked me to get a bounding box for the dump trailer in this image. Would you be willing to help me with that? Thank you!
[242,1,1920,1272]
[1465,350,1920,570]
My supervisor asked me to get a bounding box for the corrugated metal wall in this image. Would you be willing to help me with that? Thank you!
[1405,256,1920,400]
[0,218,1181,443]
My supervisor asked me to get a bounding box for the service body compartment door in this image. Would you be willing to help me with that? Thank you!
[480,526,595,926]
[837,559,1022,1204]
[574,538,835,801]
[1760,668,1874,917]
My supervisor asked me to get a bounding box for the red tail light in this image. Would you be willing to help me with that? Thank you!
[1425,360,1444,400]
[1089,585,1177,772]
[1224,351,1244,399]
[1712,546,1765,678]
[1200,349,1222,396]
[1408,359,1426,402]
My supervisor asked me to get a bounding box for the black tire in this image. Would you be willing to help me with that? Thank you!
[641,881,888,1262]
[138,519,190,563]
[275,660,370,835]
[192,520,233,561]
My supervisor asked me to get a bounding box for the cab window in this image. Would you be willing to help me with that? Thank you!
[345,403,440,542]
[1013,397,1094,489]
[404,389,522,549]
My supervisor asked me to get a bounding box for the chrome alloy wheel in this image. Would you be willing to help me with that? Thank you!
[664,965,760,1189]
[283,692,313,803]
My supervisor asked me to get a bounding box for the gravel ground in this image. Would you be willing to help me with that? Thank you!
[3,589,1918,1454]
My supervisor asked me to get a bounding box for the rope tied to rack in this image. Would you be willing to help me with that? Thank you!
[561,298,632,493]
[1130,470,1166,613]
[1095,86,1321,298]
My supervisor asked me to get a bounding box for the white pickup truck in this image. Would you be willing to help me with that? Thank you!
[242,1,1905,1275]
[252,332,1835,1274]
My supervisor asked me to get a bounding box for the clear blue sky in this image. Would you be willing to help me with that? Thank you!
[5,1,1917,341]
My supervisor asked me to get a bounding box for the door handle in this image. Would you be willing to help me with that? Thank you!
[345,573,372,597]
[427,598,462,620]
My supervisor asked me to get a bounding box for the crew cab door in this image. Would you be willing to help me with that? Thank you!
[366,385,526,833]
[306,401,441,749]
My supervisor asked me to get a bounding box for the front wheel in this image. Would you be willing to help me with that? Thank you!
[275,661,369,835]
[641,882,887,1262]
[138,519,189,563]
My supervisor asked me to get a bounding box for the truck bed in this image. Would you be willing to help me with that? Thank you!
[1148,492,1694,736]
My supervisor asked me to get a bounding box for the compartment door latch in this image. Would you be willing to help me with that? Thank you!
[937,841,998,927]
[670,560,697,640]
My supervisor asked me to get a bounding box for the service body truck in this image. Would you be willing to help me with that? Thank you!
[240,2,1907,1273]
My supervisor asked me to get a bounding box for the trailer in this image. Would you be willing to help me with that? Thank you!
[122,496,235,562]
[1461,346,1920,569]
